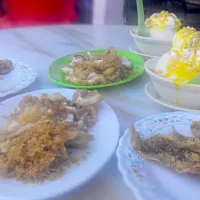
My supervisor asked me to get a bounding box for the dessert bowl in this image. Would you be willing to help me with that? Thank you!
[145,57,200,109]
[130,28,172,56]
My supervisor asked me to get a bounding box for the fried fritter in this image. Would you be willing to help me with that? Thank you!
[130,125,200,174]
[0,90,103,182]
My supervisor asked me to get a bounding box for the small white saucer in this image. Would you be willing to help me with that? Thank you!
[145,81,200,112]
[129,44,157,60]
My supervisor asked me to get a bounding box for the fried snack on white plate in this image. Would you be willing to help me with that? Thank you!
[0,90,103,182]
[130,125,200,174]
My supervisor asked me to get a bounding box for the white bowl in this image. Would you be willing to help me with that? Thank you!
[130,28,172,56]
[129,44,157,61]
[145,57,200,109]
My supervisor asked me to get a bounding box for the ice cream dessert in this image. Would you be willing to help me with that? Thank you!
[145,11,182,40]
[154,26,200,83]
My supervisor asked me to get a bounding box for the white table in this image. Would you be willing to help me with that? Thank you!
[0,25,171,200]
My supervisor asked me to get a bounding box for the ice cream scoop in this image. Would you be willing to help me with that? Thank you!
[145,11,182,40]
[172,26,200,53]
[154,26,200,83]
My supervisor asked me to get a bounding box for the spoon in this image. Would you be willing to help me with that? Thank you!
[136,0,150,37]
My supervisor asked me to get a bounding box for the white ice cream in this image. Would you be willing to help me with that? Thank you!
[148,26,176,40]
[154,51,171,76]
[145,11,182,40]
[154,27,200,83]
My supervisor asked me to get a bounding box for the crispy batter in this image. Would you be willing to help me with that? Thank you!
[0,120,68,180]
[62,48,133,86]
[130,125,200,174]
[0,90,103,182]
[0,59,13,74]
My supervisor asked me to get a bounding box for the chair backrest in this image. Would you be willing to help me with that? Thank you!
[1,0,77,27]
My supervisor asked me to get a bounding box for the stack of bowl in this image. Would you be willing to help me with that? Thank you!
[130,28,172,58]
[130,11,200,110]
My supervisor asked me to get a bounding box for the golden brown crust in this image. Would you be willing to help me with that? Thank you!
[0,59,13,75]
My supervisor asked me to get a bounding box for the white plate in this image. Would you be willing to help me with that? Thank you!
[0,59,37,98]
[0,88,119,200]
[145,81,199,112]
[129,44,157,61]
[116,111,200,200]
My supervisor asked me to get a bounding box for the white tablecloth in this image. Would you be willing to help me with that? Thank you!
[0,25,171,200]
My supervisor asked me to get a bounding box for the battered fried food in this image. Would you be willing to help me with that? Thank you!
[0,59,13,74]
[62,48,133,86]
[0,90,103,182]
[130,125,200,174]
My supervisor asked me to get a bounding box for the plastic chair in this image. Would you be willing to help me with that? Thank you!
[0,0,77,28]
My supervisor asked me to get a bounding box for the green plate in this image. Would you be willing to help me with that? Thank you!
[48,49,144,89]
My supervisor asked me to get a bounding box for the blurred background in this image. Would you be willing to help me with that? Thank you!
[124,0,200,28]
[0,0,200,28]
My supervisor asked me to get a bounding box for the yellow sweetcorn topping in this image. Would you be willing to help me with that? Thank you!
[145,11,182,30]
[165,60,197,83]
[190,33,200,49]
[172,27,198,54]
[155,26,200,83]
[164,48,200,83]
